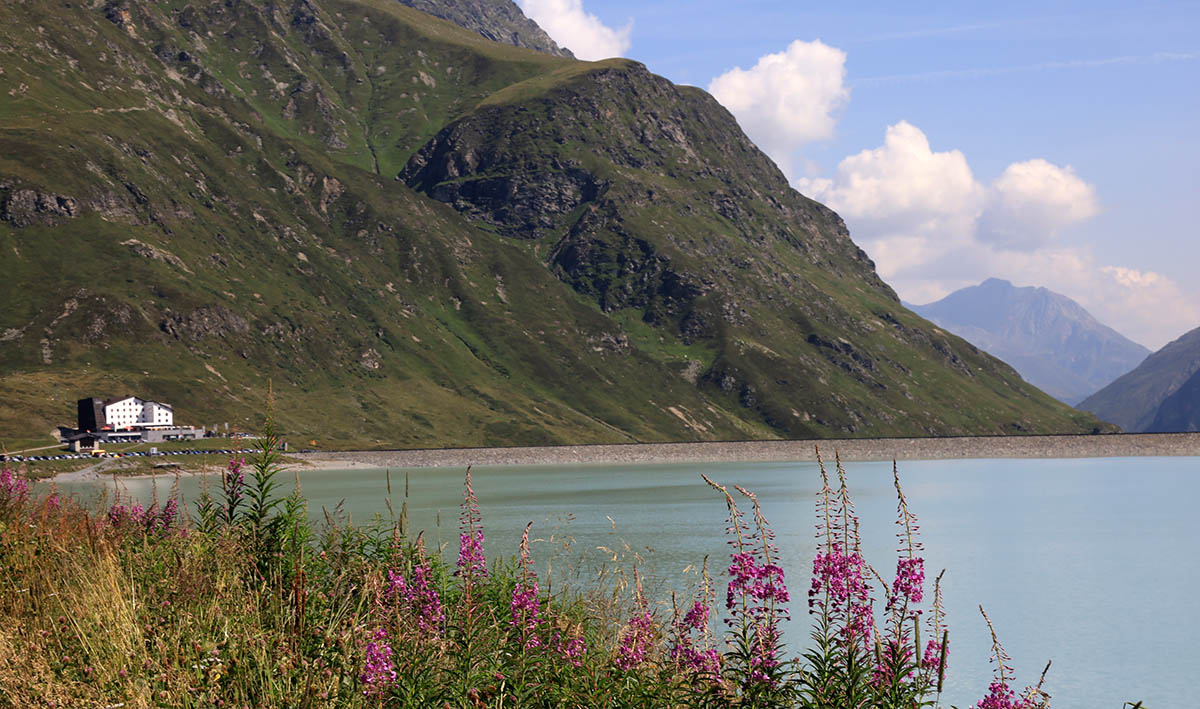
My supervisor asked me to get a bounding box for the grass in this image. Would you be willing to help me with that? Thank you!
[0,430,1152,707]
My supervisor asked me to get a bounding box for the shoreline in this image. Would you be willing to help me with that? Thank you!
[292,431,1200,470]
[46,432,1200,483]
[47,457,381,484]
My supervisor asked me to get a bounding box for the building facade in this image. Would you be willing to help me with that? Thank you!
[77,396,174,431]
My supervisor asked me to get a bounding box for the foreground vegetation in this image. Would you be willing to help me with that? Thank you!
[2,422,1143,707]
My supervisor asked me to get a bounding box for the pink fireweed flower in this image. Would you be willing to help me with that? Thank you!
[386,561,445,634]
[456,469,487,579]
[510,580,541,649]
[0,464,29,504]
[891,556,925,607]
[726,553,790,620]
[809,549,874,639]
[923,638,946,673]
[615,611,655,670]
[975,680,1044,709]
[705,477,791,689]
[554,631,587,667]
[510,522,542,648]
[748,624,783,685]
[871,638,917,688]
[671,582,721,678]
[360,627,396,696]
[105,497,180,535]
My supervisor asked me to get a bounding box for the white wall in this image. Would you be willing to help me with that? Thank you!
[103,397,174,428]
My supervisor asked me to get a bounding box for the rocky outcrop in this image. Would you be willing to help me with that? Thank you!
[396,0,573,57]
[0,181,79,227]
[122,239,191,272]
[159,307,251,341]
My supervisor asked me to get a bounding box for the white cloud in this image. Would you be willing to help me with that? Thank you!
[796,121,982,239]
[518,0,632,61]
[802,121,1196,349]
[708,40,849,179]
[978,159,1100,250]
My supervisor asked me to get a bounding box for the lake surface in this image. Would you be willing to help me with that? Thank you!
[52,456,1199,708]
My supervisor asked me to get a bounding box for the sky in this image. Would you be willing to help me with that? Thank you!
[516,0,1200,350]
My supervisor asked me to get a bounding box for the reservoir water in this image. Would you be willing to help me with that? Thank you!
[52,455,1199,708]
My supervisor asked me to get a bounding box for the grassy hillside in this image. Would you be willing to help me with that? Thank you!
[0,0,1107,446]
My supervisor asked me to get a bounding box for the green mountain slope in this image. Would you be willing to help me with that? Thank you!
[0,0,1106,446]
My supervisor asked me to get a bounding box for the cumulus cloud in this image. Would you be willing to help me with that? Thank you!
[519,0,632,61]
[708,40,849,179]
[796,121,982,238]
[978,159,1100,250]
[801,121,1195,349]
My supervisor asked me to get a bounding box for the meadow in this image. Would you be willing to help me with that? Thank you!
[0,421,1142,707]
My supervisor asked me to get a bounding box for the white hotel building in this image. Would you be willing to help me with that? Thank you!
[102,396,174,429]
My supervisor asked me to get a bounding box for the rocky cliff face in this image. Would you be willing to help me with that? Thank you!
[396,0,572,57]
[909,278,1150,405]
[0,0,1107,443]
[1080,326,1200,431]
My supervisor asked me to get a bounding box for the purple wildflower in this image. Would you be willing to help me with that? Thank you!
[0,464,29,506]
[922,638,946,673]
[671,598,719,674]
[509,522,541,649]
[670,561,721,679]
[727,552,790,619]
[554,632,587,667]
[809,458,875,645]
[809,549,873,639]
[105,494,181,536]
[704,476,791,688]
[456,469,487,579]
[386,558,445,635]
[976,681,1044,709]
[360,627,396,696]
[891,556,925,607]
[615,611,655,670]
[888,462,925,611]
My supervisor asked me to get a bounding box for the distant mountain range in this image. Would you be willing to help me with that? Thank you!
[1079,326,1200,432]
[907,278,1150,405]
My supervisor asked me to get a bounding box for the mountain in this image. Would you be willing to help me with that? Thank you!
[908,279,1150,405]
[0,0,1107,446]
[395,0,573,57]
[1148,369,1200,432]
[1079,326,1200,432]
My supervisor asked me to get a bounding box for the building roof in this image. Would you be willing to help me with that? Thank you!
[103,395,139,407]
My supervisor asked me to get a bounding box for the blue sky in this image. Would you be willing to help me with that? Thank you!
[518,0,1200,348]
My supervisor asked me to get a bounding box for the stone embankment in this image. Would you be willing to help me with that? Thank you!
[296,432,1200,470]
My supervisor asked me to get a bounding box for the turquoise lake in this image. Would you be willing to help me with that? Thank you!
[52,455,1200,708]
